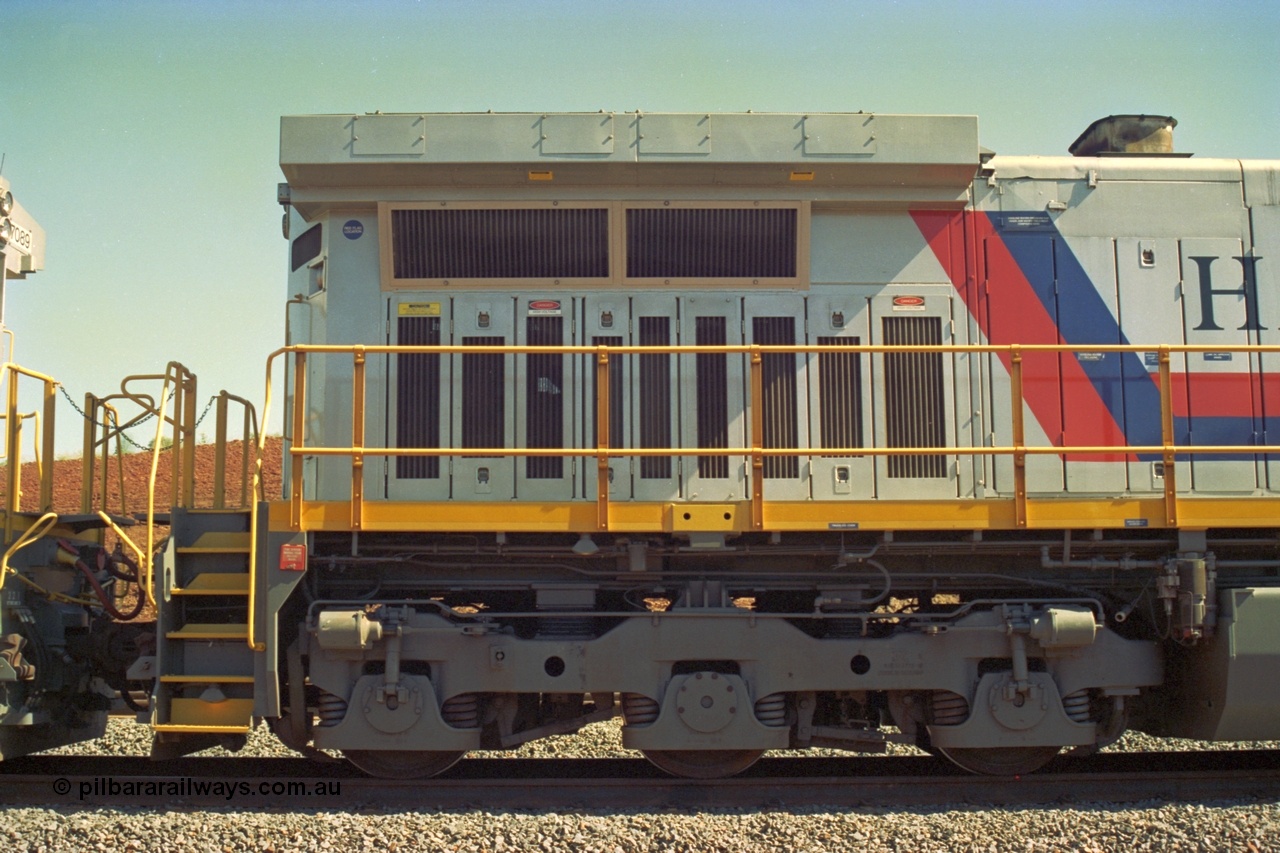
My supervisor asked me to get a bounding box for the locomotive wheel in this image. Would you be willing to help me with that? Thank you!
[343,749,465,779]
[936,745,1061,776]
[641,749,765,779]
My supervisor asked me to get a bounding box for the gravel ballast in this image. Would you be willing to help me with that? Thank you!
[2,801,1277,853]
[12,718,1278,852]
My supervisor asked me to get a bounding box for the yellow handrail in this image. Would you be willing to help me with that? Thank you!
[246,339,1280,650]
[1,512,97,607]
[1,361,57,543]
[0,410,42,472]
[96,510,150,603]
[79,399,128,521]
[81,363,196,608]
[212,391,260,510]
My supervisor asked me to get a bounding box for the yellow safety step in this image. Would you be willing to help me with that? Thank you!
[160,697,255,729]
[159,675,255,684]
[172,573,249,595]
[177,531,252,554]
[165,623,249,641]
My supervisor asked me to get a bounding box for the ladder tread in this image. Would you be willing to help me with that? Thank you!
[180,531,251,552]
[173,573,249,595]
[164,697,255,727]
[166,623,249,640]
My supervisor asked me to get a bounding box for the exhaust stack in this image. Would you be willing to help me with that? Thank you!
[1069,115,1178,156]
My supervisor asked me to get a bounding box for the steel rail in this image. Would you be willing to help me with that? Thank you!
[1,751,1278,809]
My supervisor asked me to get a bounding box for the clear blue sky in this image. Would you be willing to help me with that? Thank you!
[3,0,1277,453]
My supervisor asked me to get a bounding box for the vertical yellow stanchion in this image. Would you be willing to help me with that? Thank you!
[109,407,126,518]
[351,348,366,531]
[241,404,254,509]
[5,366,20,544]
[213,392,229,510]
[290,352,307,531]
[1159,346,1178,526]
[1009,345,1028,529]
[39,378,54,512]
[595,347,610,532]
[80,393,97,515]
[750,347,765,532]
[180,368,197,509]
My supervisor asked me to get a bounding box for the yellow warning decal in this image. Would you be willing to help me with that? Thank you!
[398,302,441,316]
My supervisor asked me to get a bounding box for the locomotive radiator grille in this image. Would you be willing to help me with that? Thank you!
[882,316,947,478]
[626,207,797,278]
[695,317,730,478]
[462,336,506,457]
[525,316,564,479]
[638,317,673,479]
[391,207,609,280]
[817,336,864,456]
[753,317,800,478]
[395,315,442,479]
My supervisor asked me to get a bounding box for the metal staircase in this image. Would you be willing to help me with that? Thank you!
[152,506,255,734]
[80,364,263,748]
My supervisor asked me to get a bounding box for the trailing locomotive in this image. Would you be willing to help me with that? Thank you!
[134,111,1280,779]
[0,178,154,759]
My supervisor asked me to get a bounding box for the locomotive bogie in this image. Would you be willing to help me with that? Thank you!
[296,597,1161,775]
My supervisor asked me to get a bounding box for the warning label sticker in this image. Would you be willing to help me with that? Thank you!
[399,303,441,316]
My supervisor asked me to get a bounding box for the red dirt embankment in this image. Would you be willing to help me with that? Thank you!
[1,436,284,516]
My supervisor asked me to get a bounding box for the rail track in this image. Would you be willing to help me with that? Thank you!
[4,751,1279,810]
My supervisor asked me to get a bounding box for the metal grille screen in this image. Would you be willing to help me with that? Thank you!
[525,317,564,479]
[638,318,672,479]
[695,317,730,478]
[391,208,609,280]
[626,208,797,278]
[461,337,505,457]
[753,317,799,478]
[882,317,946,479]
[817,336,863,455]
[395,316,442,479]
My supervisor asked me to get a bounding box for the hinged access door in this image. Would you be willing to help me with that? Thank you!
[985,233,1064,494]
[870,292,958,499]
[387,297,452,501]
[807,293,874,500]
[1180,238,1259,493]
[451,295,516,500]
[580,294,684,502]
[1116,237,1190,494]
[744,294,811,500]
[1058,236,1128,494]
[516,297,577,501]
[679,295,746,501]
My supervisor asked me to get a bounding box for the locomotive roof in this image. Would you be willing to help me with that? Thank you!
[278,112,1280,216]
[279,111,981,193]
